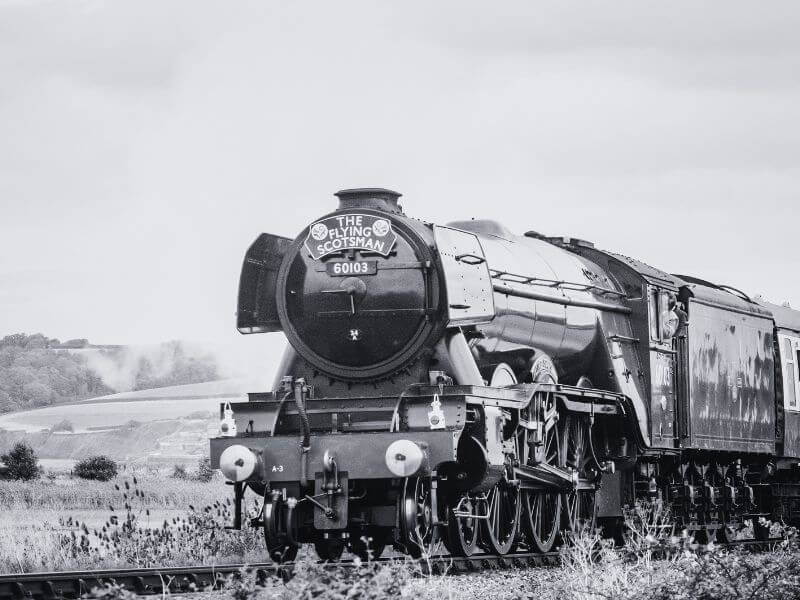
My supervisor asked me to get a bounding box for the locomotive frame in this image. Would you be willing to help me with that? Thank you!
[210,188,800,560]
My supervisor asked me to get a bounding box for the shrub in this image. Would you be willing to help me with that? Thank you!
[280,558,411,600]
[0,390,17,413]
[74,456,118,481]
[0,442,40,480]
[225,567,259,600]
[86,583,139,600]
[641,536,800,600]
[172,464,188,480]
[52,419,74,432]
[195,457,214,482]
[54,478,263,569]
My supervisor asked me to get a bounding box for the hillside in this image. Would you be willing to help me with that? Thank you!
[0,378,255,466]
[0,420,201,463]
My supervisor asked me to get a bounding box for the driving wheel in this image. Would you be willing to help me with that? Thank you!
[521,405,562,551]
[559,413,598,534]
[518,370,562,553]
[444,494,479,556]
[479,468,520,555]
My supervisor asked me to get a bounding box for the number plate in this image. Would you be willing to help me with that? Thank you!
[326,261,378,277]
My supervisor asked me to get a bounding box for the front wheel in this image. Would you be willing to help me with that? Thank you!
[263,496,299,563]
[400,477,436,558]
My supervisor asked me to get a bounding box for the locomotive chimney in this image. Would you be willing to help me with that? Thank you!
[334,188,403,214]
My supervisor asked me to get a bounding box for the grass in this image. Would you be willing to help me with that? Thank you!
[3,475,800,600]
[0,468,266,573]
[215,504,800,600]
[0,468,218,511]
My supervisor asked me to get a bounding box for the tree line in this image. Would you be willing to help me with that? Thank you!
[0,333,219,413]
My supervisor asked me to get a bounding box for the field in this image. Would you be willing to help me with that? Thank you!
[3,470,800,600]
[0,468,265,574]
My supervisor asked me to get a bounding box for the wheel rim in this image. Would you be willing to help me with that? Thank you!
[717,524,736,543]
[480,474,520,555]
[523,422,561,552]
[401,477,434,557]
[753,519,771,541]
[560,413,597,534]
[445,496,479,556]
[264,497,298,563]
[705,461,734,544]
[518,366,563,552]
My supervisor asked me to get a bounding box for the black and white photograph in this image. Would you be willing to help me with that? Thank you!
[1,2,799,598]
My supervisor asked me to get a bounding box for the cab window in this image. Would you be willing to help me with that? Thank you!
[783,337,798,410]
[648,289,659,340]
[649,287,679,342]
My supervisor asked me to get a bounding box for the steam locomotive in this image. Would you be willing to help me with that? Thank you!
[210,188,800,561]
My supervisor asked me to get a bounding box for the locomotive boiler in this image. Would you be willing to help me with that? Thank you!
[210,188,800,561]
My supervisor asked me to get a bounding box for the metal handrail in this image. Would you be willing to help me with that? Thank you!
[489,269,626,298]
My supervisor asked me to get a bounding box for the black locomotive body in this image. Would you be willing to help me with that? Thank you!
[210,188,800,560]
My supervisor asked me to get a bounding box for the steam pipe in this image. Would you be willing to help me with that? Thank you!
[443,330,484,386]
[442,329,506,473]
[293,379,311,449]
[294,379,311,486]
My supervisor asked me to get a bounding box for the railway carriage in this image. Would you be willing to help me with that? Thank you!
[210,188,800,560]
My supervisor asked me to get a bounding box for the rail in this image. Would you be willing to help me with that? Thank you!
[0,554,557,599]
[0,540,783,600]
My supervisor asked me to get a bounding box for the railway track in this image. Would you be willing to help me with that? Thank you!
[0,552,553,600]
[0,540,782,600]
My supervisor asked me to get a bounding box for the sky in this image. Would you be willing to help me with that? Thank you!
[1,1,799,375]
